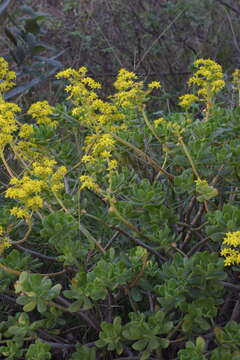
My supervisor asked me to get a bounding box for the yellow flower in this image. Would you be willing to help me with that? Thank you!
[179,94,199,109]
[56,66,87,81]
[50,166,67,193]
[114,69,138,91]
[79,175,100,192]
[27,101,57,127]
[195,179,208,187]
[10,207,29,219]
[112,69,148,109]
[0,57,16,93]
[6,176,46,212]
[154,117,165,128]
[82,77,101,89]
[32,158,56,178]
[188,58,225,101]
[108,159,118,171]
[14,140,38,161]
[26,195,43,209]
[0,99,21,150]
[81,155,96,164]
[220,231,240,266]
[223,231,240,247]
[148,81,161,89]
[19,124,34,138]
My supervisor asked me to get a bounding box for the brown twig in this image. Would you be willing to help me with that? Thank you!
[12,219,32,245]
[181,204,205,249]
[56,296,100,331]
[0,262,66,277]
[216,0,240,15]
[187,236,210,256]
[14,244,60,262]
[112,226,166,264]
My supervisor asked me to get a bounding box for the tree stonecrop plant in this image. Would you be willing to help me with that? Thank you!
[179,58,225,120]
[0,56,240,359]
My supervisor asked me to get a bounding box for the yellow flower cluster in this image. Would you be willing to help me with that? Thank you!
[57,65,160,193]
[222,231,240,247]
[58,67,123,131]
[0,99,21,151]
[0,57,69,222]
[10,207,29,219]
[148,81,161,89]
[51,166,67,193]
[27,101,57,127]
[107,159,118,172]
[220,231,240,266]
[56,66,101,102]
[56,67,123,192]
[14,123,36,161]
[4,156,67,218]
[112,69,160,109]
[188,58,225,101]
[83,133,116,163]
[32,158,67,193]
[195,178,208,187]
[154,117,165,128]
[6,176,46,213]
[19,124,34,139]
[79,175,100,193]
[0,57,16,93]
[32,158,57,177]
[14,139,38,162]
[178,94,199,110]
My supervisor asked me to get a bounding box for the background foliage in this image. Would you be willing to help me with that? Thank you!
[1,0,240,106]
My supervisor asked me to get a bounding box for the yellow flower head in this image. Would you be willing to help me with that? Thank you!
[10,207,29,219]
[0,100,21,150]
[148,81,161,90]
[19,124,34,139]
[112,69,148,109]
[0,57,16,93]
[179,94,199,109]
[5,176,46,212]
[114,69,138,91]
[27,101,57,127]
[188,58,225,100]
[79,175,100,193]
[223,231,240,247]
[154,117,165,128]
[221,231,240,266]
[108,159,118,172]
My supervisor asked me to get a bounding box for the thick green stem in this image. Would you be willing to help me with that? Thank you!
[178,136,200,179]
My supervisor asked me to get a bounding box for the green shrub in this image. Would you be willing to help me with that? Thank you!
[0,56,240,359]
